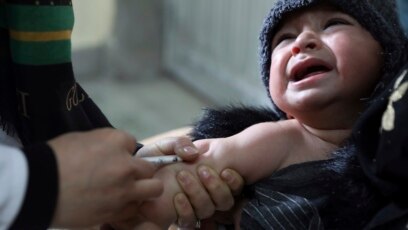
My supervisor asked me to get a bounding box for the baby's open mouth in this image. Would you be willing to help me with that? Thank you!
[294,65,331,81]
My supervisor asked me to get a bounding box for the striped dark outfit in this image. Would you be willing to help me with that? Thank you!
[191,107,383,229]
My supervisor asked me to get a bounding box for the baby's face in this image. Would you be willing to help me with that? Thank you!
[268,5,383,125]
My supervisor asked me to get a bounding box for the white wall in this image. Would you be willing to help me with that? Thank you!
[71,0,162,80]
[71,0,116,50]
[71,0,278,106]
[162,0,277,106]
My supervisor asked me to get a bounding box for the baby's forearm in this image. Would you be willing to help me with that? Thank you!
[194,122,293,184]
[194,143,265,185]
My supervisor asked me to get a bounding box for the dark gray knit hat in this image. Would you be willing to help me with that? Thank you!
[260,0,408,118]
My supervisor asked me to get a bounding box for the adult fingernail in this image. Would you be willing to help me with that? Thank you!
[221,170,233,183]
[182,146,199,156]
[177,171,191,185]
[198,166,210,179]
[175,193,187,207]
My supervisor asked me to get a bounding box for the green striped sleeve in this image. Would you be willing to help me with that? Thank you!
[7,5,74,32]
[6,4,74,65]
[10,39,71,65]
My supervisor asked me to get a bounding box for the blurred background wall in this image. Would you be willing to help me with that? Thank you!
[71,0,276,138]
[162,0,274,105]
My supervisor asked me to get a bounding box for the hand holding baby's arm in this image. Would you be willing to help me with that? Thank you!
[135,139,242,229]
[106,136,244,229]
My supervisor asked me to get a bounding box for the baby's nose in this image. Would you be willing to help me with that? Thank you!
[291,47,301,55]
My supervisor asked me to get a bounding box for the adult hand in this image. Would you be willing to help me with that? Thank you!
[136,136,201,161]
[199,197,248,229]
[98,136,201,230]
[174,166,244,229]
[137,136,244,227]
[104,136,245,230]
[48,128,163,228]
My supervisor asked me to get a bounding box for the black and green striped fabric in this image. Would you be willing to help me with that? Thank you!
[0,0,111,146]
[1,0,73,65]
[1,1,112,228]
[8,2,73,65]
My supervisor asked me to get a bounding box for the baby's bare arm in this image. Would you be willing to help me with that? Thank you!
[133,120,335,228]
[123,119,299,228]
[194,120,303,184]
[132,120,296,226]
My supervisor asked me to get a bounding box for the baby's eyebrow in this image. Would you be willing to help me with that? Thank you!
[327,11,351,18]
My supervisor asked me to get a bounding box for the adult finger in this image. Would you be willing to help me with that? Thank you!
[103,129,138,155]
[173,193,197,229]
[176,170,215,219]
[130,157,158,179]
[168,136,199,161]
[133,222,161,230]
[197,165,234,211]
[107,218,161,230]
[127,178,163,202]
[221,169,244,196]
[137,137,199,160]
